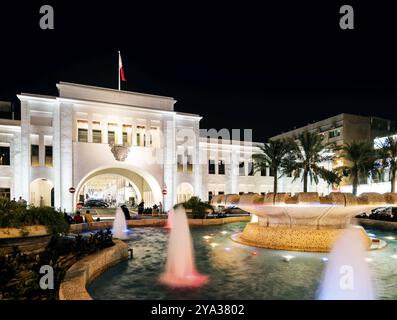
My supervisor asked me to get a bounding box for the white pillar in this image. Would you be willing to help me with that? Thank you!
[163,116,176,211]
[20,100,30,202]
[53,103,62,209]
[60,103,74,212]
[193,121,203,199]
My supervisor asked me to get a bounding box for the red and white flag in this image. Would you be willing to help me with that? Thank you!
[119,51,126,82]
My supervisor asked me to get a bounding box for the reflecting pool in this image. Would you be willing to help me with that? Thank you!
[88,222,397,300]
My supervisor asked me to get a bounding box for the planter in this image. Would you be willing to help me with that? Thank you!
[0,225,51,255]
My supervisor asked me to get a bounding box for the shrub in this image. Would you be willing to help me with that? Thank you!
[0,200,69,235]
[180,196,213,219]
[0,230,114,300]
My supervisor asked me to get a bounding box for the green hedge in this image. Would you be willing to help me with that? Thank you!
[0,200,69,235]
[179,196,213,219]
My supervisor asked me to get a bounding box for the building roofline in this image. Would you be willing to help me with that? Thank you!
[57,81,176,101]
[270,112,388,139]
[17,93,57,102]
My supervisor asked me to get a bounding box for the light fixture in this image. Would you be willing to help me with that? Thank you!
[365,258,373,262]
[210,243,219,248]
[282,255,295,262]
[321,257,328,262]
[203,235,212,240]
[221,231,228,235]
[385,236,395,240]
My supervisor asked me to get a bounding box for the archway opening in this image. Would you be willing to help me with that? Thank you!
[77,173,140,208]
[176,182,194,204]
[30,178,54,207]
[75,167,162,210]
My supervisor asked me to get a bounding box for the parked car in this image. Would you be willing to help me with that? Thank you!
[84,199,109,208]
[207,206,250,218]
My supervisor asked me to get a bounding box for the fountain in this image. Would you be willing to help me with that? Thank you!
[112,207,128,239]
[164,209,174,229]
[317,227,375,299]
[211,192,396,252]
[160,206,208,288]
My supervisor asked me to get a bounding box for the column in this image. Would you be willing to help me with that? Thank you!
[53,103,61,209]
[60,102,74,212]
[193,120,203,199]
[163,116,176,211]
[20,100,30,202]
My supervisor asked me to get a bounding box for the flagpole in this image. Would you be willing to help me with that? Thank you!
[118,51,121,91]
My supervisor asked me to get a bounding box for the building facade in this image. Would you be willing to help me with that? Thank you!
[0,83,394,212]
[0,82,296,212]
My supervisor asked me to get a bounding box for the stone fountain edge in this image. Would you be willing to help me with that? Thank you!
[58,239,129,300]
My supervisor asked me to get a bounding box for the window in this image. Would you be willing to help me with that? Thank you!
[187,155,193,172]
[92,130,102,143]
[177,154,183,172]
[218,191,224,195]
[31,145,39,166]
[108,123,117,145]
[0,188,10,200]
[328,128,341,139]
[269,167,276,177]
[150,127,158,147]
[108,131,115,144]
[123,124,132,146]
[77,120,88,142]
[78,128,88,142]
[208,160,216,174]
[239,191,244,195]
[0,146,10,165]
[261,192,266,195]
[45,146,53,167]
[248,161,254,176]
[218,160,225,175]
[260,167,267,176]
[136,126,146,146]
[239,161,245,176]
[92,121,102,143]
[208,191,213,201]
[136,133,140,146]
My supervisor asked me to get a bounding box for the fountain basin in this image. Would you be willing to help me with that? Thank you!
[232,224,372,252]
[212,192,397,252]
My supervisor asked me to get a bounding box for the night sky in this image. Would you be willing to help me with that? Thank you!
[1,1,397,142]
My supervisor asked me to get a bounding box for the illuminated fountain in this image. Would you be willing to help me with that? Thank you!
[160,206,208,288]
[164,209,174,229]
[317,227,375,299]
[211,192,397,252]
[112,207,128,239]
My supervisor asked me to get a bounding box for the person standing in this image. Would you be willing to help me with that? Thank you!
[159,201,163,214]
[74,211,84,224]
[84,210,94,223]
[138,201,144,215]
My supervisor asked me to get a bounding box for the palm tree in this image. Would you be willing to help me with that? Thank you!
[335,140,378,195]
[282,131,340,192]
[377,136,397,192]
[252,139,291,193]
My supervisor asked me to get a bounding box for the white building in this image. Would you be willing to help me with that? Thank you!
[0,82,367,212]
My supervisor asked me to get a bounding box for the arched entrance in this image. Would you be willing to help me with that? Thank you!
[30,178,54,207]
[77,173,141,207]
[176,182,194,204]
[74,166,162,209]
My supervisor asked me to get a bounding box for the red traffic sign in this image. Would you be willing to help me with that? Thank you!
[162,189,167,195]
[69,187,76,194]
